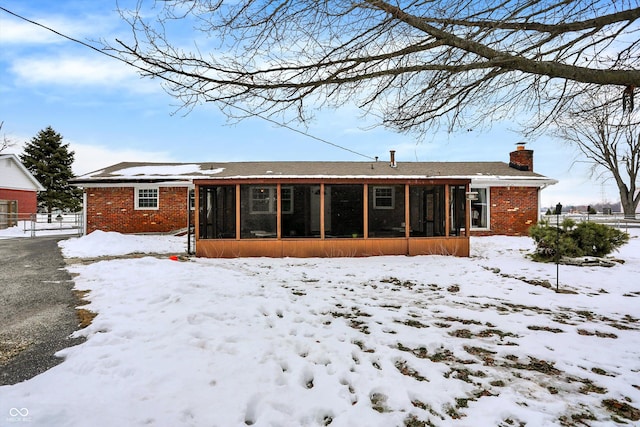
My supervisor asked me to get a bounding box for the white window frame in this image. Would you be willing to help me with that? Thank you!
[189,188,195,211]
[281,186,294,214]
[373,186,395,209]
[249,186,294,214]
[135,187,159,210]
[250,186,276,214]
[470,187,490,229]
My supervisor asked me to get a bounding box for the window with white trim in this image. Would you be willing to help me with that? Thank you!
[189,189,195,210]
[250,186,276,214]
[135,188,159,210]
[470,187,489,229]
[248,186,293,214]
[373,186,394,209]
[281,186,293,214]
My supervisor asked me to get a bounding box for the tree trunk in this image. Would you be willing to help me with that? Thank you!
[620,191,638,220]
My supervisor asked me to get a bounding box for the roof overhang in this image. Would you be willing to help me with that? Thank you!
[0,154,46,191]
[71,179,193,188]
[469,176,558,188]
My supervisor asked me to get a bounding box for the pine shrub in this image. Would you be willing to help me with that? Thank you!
[529,219,628,261]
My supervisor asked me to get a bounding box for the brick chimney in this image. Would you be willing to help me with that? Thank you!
[509,142,533,172]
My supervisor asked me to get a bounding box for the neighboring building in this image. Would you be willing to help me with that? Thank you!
[0,154,45,229]
[72,145,556,258]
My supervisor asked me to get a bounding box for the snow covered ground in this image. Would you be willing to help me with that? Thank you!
[1,229,639,426]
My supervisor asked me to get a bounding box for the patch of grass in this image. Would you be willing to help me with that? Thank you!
[442,316,482,325]
[381,277,419,289]
[602,399,640,421]
[449,329,473,339]
[444,404,462,419]
[591,367,615,376]
[576,310,595,319]
[477,328,518,340]
[395,360,428,382]
[352,340,374,353]
[510,357,561,375]
[401,319,430,328]
[455,398,470,408]
[463,345,497,365]
[578,380,607,394]
[404,415,436,427]
[370,393,388,413]
[578,329,618,338]
[433,322,451,328]
[76,308,97,329]
[527,325,564,333]
[445,367,486,383]
[559,412,596,425]
[428,348,454,363]
[397,343,430,359]
[73,289,91,304]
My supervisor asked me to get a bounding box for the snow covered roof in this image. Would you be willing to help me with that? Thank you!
[71,160,557,187]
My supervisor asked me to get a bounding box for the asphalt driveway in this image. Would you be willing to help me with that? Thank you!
[0,236,83,385]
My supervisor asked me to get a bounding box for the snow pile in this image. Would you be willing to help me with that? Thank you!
[58,230,186,258]
[0,230,638,426]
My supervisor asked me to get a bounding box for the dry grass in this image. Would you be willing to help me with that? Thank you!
[73,289,96,329]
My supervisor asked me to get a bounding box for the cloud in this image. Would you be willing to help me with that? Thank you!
[9,54,159,93]
[71,143,176,176]
[0,12,113,45]
[2,137,175,176]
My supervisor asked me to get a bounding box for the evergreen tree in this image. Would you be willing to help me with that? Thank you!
[20,126,81,222]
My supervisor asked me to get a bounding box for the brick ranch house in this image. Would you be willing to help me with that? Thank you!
[0,153,45,229]
[71,145,556,258]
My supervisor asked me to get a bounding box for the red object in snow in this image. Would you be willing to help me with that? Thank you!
[169,255,179,261]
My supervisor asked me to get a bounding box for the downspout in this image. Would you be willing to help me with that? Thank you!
[82,190,87,235]
[187,185,192,255]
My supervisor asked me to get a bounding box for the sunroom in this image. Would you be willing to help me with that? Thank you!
[194,169,471,258]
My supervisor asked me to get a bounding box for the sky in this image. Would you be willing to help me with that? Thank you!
[1,228,639,425]
[0,0,624,208]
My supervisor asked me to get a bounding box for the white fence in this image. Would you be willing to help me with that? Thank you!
[543,212,640,232]
[2,212,84,237]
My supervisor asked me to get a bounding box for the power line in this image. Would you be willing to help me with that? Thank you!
[0,6,377,161]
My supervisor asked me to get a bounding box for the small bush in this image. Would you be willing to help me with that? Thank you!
[529,219,628,261]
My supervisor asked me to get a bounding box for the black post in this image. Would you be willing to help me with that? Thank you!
[555,202,562,292]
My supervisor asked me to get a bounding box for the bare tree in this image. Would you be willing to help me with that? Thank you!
[553,95,640,219]
[0,121,16,153]
[109,1,640,136]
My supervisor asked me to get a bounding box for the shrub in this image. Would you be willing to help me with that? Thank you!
[529,219,628,261]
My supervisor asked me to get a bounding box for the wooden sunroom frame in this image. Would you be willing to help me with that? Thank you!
[194,177,471,258]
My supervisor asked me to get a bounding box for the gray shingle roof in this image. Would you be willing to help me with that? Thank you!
[72,160,555,184]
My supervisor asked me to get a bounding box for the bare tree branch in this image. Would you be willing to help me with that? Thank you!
[105,0,640,136]
[553,94,640,218]
[0,121,16,153]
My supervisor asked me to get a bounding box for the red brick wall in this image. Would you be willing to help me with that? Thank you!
[85,187,189,234]
[0,188,38,219]
[472,186,539,236]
